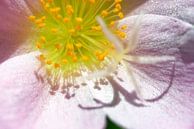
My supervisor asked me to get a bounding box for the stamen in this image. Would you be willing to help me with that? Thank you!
[124,55,176,64]
[96,16,123,52]
[29,0,125,95]
[125,14,143,52]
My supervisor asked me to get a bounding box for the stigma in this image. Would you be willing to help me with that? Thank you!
[28,0,126,96]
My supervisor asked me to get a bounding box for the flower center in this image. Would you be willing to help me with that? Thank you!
[29,0,126,95]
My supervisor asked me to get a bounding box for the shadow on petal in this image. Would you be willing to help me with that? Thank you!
[78,77,121,110]
[107,76,145,107]
[79,64,176,110]
[145,61,176,102]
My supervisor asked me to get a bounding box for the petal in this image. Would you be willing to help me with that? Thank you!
[33,93,106,129]
[0,52,45,129]
[0,0,32,63]
[33,72,108,129]
[0,52,106,129]
[130,0,194,24]
[104,15,194,129]
[178,7,194,25]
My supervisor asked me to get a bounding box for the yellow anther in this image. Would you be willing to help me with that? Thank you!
[66,5,74,15]
[38,23,46,28]
[46,60,52,65]
[69,29,76,34]
[51,28,58,33]
[103,42,109,45]
[113,8,119,13]
[63,17,70,23]
[75,25,82,31]
[28,15,36,21]
[118,12,124,18]
[110,44,116,49]
[72,56,78,62]
[98,54,105,61]
[82,56,89,61]
[50,8,56,13]
[50,7,61,13]
[40,0,46,4]
[91,26,101,31]
[109,21,116,27]
[75,43,82,48]
[89,0,95,4]
[67,51,74,56]
[102,51,108,60]
[36,42,42,49]
[76,17,83,23]
[115,0,122,3]
[95,51,101,56]
[35,19,44,24]
[40,16,46,21]
[44,3,50,9]
[54,63,60,68]
[55,7,61,12]
[37,54,45,62]
[55,43,62,50]
[120,25,127,30]
[115,4,121,10]
[101,10,108,17]
[66,44,74,50]
[117,31,126,39]
[41,36,46,43]
[47,0,53,3]
[56,14,62,19]
[95,51,108,61]
[63,59,68,64]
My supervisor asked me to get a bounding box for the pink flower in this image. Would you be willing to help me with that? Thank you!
[0,0,194,129]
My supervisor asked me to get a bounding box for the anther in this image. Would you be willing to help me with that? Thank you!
[76,17,83,23]
[55,43,62,50]
[28,15,36,21]
[38,54,45,62]
[66,5,74,15]
[63,17,70,23]
[51,28,58,33]
[46,60,52,65]
[118,12,124,19]
[89,0,95,4]
[101,10,109,17]
[54,63,60,68]
[41,36,46,43]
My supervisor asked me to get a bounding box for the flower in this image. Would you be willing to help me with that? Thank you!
[0,0,194,129]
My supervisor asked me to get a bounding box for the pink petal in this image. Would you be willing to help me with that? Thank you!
[0,52,106,129]
[33,93,106,129]
[130,0,194,24]
[0,0,31,63]
[0,52,44,129]
[105,15,194,129]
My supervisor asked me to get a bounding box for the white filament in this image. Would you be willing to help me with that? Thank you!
[125,14,143,52]
[124,55,175,64]
[96,16,124,52]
